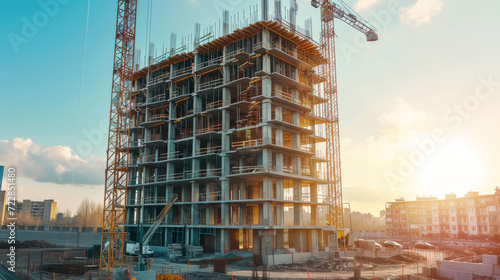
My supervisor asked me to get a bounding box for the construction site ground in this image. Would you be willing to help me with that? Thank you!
[0,240,493,279]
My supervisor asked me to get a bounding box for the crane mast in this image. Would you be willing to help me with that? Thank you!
[100,0,137,275]
[313,0,378,229]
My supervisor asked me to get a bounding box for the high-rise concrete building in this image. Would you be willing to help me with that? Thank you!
[386,189,500,238]
[124,17,336,264]
[0,166,5,226]
[0,165,4,190]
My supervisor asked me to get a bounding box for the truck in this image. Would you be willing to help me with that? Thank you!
[103,241,154,256]
[126,242,154,256]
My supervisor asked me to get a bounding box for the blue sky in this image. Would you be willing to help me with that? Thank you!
[1,0,499,214]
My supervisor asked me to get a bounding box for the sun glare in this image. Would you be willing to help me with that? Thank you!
[418,139,483,198]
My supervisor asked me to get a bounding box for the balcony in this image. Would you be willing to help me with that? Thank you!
[196,78,223,92]
[231,165,265,174]
[194,146,222,156]
[190,168,221,178]
[145,93,168,105]
[143,174,167,184]
[199,191,221,201]
[148,114,169,122]
[196,123,222,135]
[224,48,246,62]
[168,171,192,180]
[172,66,192,78]
[231,139,263,150]
[196,56,222,71]
[206,100,224,111]
[149,72,170,84]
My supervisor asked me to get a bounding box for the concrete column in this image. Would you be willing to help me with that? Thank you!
[310,229,318,252]
[190,228,199,246]
[311,183,317,225]
[220,229,229,254]
[276,178,284,226]
[239,204,247,225]
[262,76,272,97]
[222,87,231,106]
[295,230,305,252]
[260,229,275,266]
[166,185,174,225]
[205,205,211,225]
[292,111,300,126]
[291,88,299,102]
[276,229,284,250]
[262,176,273,226]
[275,106,282,121]
[275,152,283,172]
[262,148,272,171]
[293,180,302,226]
[275,129,283,145]
[221,179,230,226]
[191,183,199,226]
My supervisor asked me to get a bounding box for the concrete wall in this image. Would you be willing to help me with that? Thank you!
[0,229,101,247]
[339,251,357,258]
[439,261,494,275]
[483,255,499,265]
[266,252,319,266]
[436,268,473,280]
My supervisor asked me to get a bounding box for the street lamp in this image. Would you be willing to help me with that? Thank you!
[343,203,353,241]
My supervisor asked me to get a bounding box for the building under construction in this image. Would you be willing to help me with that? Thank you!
[123,11,338,265]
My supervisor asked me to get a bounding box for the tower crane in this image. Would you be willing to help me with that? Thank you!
[100,0,137,276]
[311,0,378,229]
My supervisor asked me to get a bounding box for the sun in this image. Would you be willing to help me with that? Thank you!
[418,138,483,198]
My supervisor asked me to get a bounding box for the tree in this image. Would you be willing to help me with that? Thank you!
[75,198,103,228]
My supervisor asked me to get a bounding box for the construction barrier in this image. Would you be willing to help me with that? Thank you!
[156,274,182,280]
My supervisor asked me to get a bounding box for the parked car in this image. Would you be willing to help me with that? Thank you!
[415,241,435,249]
[383,240,403,248]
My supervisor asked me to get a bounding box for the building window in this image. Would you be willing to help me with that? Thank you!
[471,226,476,231]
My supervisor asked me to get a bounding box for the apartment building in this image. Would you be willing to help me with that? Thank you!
[16,199,57,226]
[386,189,500,238]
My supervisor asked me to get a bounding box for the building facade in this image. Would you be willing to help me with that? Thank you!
[16,199,57,226]
[124,18,336,264]
[386,189,500,238]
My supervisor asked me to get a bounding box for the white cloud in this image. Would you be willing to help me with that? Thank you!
[378,96,428,132]
[353,0,381,12]
[399,0,444,26]
[0,138,105,185]
[189,0,199,7]
[341,97,429,205]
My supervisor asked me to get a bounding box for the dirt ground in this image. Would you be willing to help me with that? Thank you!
[0,241,481,279]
